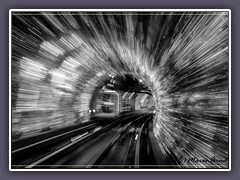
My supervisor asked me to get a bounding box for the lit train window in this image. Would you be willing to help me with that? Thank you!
[92,90,120,117]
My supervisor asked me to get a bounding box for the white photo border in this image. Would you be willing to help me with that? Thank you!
[9,9,231,171]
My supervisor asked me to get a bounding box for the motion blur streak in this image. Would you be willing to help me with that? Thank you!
[11,12,229,168]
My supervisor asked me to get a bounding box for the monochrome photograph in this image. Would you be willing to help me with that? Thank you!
[9,9,230,171]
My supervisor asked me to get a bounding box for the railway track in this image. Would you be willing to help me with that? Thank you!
[86,114,153,168]
[12,112,154,169]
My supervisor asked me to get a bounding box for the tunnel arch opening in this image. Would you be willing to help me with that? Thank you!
[88,73,156,120]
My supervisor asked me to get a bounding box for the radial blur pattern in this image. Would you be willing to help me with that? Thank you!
[11,11,229,168]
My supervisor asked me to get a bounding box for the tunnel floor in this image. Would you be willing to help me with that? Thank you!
[12,111,173,169]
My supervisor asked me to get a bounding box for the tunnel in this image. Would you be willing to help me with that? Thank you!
[11,11,229,169]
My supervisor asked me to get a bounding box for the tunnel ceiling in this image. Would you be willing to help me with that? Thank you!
[11,11,229,168]
[105,74,149,92]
